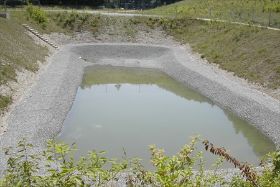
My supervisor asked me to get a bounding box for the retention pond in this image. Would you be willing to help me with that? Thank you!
[57,65,275,168]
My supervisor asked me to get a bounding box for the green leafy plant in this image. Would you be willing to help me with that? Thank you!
[139,136,225,186]
[48,11,101,33]
[0,138,279,186]
[26,5,48,28]
[1,139,40,186]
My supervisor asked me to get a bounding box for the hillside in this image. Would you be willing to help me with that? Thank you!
[147,0,280,28]
[0,16,48,111]
[140,0,280,92]
[140,17,280,89]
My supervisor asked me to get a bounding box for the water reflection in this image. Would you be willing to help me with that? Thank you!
[58,65,275,168]
[225,112,275,157]
[81,65,210,104]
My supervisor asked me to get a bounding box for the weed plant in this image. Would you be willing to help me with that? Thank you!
[0,137,279,186]
[26,5,48,29]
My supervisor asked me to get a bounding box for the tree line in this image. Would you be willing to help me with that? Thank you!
[1,0,183,9]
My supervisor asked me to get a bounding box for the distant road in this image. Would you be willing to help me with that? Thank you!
[194,17,280,31]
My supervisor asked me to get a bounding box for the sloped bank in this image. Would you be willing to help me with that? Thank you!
[0,43,279,174]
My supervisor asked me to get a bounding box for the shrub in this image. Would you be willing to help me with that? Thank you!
[48,12,101,33]
[264,1,280,13]
[26,5,48,28]
[0,138,279,186]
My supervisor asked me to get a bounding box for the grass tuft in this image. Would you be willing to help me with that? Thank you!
[0,95,11,111]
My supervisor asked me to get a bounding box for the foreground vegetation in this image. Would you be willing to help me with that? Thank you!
[0,138,279,186]
[147,0,280,28]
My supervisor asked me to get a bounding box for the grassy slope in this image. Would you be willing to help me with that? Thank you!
[147,0,280,28]
[162,19,280,88]
[12,10,136,39]
[0,9,138,111]
[0,15,48,111]
[140,2,280,89]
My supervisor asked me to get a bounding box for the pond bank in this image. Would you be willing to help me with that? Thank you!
[0,43,279,175]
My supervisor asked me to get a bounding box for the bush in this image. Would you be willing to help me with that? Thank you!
[0,138,279,186]
[48,11,100,33]
[26,5,48,28]
[264,1,280,13]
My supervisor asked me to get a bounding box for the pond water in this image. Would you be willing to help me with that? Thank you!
[57,66,275,168]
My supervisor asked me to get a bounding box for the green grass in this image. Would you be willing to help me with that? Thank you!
[48,11,137,39]
[47,11,136,39]
[0,15,49,82]
[146,0,280,28]
[10,6,133,36]
[10,6,139,39]
[133,17,280,89]
[144,1,280,88]
[0,95,11,111]
[11,10,67,34]
[47,11,101,34]
[10,8,99,34]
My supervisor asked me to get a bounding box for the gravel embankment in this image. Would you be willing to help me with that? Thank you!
[0,43,279,177]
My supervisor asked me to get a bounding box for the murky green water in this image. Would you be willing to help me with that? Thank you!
[58,66,275,168]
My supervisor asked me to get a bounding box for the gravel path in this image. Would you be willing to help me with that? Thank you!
[0,43,279,177]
